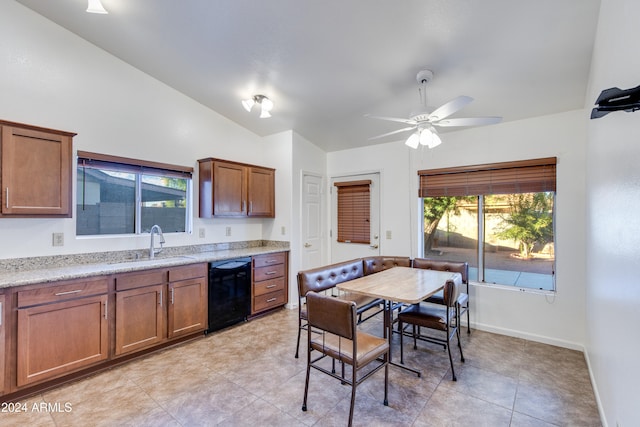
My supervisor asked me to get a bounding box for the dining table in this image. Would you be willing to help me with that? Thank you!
[336,266,461,376]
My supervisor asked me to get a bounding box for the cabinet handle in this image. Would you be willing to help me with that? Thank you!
[265,259,279,264]
[265,271,277,276]
[0,301,3,326]
[242,200,246,212]
[266,284,277,289]
[158,290,163,306]
[266,298,277,303]
[55,289,83,296]
[249,201,253,212]
[103,299,108,320]
[5,188,8,209]
[171,288,175,305]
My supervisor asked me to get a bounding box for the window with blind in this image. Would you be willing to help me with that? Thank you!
[76,151,193,236]
[418,158,556,291]
[334,180,371,244]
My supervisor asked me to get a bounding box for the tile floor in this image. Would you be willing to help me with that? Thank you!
[2,308,602,426]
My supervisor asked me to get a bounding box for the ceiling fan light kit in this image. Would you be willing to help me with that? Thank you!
[86,0,108,14]
[369,69,502,149]
[242,94,273,118]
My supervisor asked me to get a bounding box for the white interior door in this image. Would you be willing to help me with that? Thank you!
[331,172,380,263]
[301,173,323,270]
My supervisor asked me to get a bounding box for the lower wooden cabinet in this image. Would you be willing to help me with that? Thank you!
[115,283,165,356]
[251,252,288,315]
[168,277,207,339]
[17,293,108,387]
[115,264,207,356]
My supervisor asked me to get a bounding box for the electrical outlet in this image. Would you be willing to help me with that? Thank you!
[386,230,392,239]
[225,226,231,236]
[198,228,205,238]
[52,232,64,247]
[281,226,286,235]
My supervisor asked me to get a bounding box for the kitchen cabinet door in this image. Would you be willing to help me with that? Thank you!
[16,294,108,387]
[168,277,207,339]
[1,122,74,217]
[115,284,166,355]
[248,166,275,217]
[213,160,246,217]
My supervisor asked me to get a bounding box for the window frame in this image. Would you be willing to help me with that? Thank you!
[418,158,557,291]
[76,151,193,236]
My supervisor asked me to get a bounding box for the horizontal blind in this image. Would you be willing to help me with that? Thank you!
[77,151,193,179]
[335,180,371,244]
[418,157,556,197]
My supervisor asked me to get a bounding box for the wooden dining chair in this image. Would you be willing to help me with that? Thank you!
[397,275,465,381]
[413,258,471,333]
[302,291,389,426]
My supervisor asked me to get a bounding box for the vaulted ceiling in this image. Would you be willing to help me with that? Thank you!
[17,0,601,152]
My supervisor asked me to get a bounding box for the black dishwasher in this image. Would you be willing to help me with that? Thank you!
[206,257,252,333]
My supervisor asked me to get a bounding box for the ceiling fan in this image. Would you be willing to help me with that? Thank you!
[367,69,502,149]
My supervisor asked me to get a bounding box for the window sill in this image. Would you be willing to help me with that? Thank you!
[470,281,555,295]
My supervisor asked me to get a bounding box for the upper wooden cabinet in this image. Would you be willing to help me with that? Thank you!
[198,158,275,218]
[0,120,75,218]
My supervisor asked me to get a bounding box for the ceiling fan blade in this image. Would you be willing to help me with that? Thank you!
[368,126,416,140]
[428,96,473,121]
[435,116,503,127]
[365,114,416,125]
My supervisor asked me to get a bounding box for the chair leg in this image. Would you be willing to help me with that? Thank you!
[466,303,471,334]
[348,367,357,427]
[399,319,404,364]
[295,318,303,358]
[446,327,457,381]
[412,324,418,350]
[383,354,389,406]
[302,351,311,411]
[456,317,465,363]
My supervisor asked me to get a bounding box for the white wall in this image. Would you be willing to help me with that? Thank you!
[290,132,328,304]
[328,109,587,349]
[585,0,640,425]
[0,1,283,259]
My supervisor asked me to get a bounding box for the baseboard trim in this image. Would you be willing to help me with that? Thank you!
[469,321,584,351]
[583,347,608,427]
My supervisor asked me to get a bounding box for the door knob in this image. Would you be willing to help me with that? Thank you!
[370,244,379,249]
[304,243,312,248]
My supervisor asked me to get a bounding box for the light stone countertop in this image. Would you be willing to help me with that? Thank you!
[0,246,288,289]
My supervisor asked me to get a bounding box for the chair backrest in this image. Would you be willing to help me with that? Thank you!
[297,259,364,298]
[443,275,462,307]
[412,258,469,284]
[306,291,356,340]
[363,256,412,275]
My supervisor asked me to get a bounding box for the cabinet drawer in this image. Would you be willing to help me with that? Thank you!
[253,290,285,312]
[168,263,207,282]
[254,277,285,297]
[116,269,166,291]
[18,278,109,308]
[253,252,285,268]
[253,264,285,282]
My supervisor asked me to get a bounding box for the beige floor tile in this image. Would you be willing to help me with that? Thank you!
[4,308,602,426]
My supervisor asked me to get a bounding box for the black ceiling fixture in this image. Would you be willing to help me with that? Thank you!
[591,84,640,119]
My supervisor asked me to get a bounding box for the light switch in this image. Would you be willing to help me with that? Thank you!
[281,226,286,235]
[198,228,205,238]
[386,230,392,239]
[225,226,232,236]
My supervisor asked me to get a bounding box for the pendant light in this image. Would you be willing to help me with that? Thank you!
[242,95,274,118]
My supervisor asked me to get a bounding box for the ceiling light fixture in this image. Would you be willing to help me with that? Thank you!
[242,95,274,118]
[405,126,442,149]
[86,0,108,14]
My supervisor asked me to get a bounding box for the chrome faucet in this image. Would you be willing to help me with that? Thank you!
[149,225,165,259]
